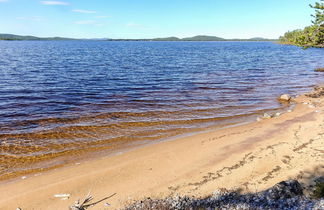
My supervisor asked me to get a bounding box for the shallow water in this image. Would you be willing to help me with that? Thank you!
[0,41,323,178]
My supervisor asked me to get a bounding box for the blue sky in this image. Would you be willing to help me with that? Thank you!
[0,0,318,39]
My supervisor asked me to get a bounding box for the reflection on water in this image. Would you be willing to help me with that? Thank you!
[0,41,323,179]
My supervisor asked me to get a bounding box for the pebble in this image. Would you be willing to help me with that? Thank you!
[54,194,70,198]
[308,105,315,109]
[21,176,27,180]
[287,110,292,113]
[256,117,262,122]
[275,113,281,117]
[263,113,272,119]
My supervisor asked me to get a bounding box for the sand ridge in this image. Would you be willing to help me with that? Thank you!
[0,89,323,209]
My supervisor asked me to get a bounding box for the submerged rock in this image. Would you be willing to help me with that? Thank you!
[279,94,291,102]
[263,113,273,119]
[315,68,324,72]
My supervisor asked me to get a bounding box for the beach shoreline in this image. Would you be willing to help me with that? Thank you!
[0,87,324,209]
[0,98,292,182]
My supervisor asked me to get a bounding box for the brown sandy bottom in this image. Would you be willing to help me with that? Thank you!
[0,88,324,210]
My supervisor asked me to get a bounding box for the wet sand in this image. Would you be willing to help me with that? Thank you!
[0,88,323,209]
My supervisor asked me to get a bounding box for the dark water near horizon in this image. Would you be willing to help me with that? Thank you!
[0,41,324,179]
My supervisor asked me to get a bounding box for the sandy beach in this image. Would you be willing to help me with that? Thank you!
[0,88,323,210]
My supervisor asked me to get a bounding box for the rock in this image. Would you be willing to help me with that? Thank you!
[306,86,324,98]
[314,176,324,184]
[261,180,303,200]
[308,105,315,109]
[279,94,291,102]
[256,117,262,122]
[287,110,292,113]
[275,113,281,117]
[263,113,272,119]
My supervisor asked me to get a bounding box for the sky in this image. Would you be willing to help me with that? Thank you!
[0,0,319,39]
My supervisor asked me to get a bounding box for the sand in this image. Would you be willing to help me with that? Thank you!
[0,89,323,210]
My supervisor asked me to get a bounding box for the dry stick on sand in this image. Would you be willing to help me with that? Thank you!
[69,193,117,210]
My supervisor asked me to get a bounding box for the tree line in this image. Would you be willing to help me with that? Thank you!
[279,0,324,48]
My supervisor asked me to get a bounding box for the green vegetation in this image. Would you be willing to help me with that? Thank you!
[312,182,324,198]
[279,1,324,48]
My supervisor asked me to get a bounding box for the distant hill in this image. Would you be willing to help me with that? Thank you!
[248,37,274,41]
[151,37,181,41]
[148,36,275,42]
[0,33,278,41]
[0,33,76,41]
[181,35,225,41]
[0,34,40,40]
[106,36,276,42]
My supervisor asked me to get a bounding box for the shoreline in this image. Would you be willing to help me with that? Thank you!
[0,86,323,209]
[0,98,292,182]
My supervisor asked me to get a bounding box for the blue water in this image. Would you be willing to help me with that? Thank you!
[0,41,323,177]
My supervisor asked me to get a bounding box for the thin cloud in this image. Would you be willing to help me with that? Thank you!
[16,16,43,22]
[74,20,97,25]
[94,16,109,19]
[74,20,105,27]
[0,0,8,2]
[72,9,97,14]
[40,1,69,5]
[126,22,143,28]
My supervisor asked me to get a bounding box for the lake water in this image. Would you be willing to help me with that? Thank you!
[0,41,323,179]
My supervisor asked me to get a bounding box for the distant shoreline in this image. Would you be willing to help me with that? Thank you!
[0,33,278,41]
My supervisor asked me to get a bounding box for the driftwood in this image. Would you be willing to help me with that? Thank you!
[69,193,117,210]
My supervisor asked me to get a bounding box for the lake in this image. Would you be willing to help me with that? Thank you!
[0,41,323,179]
